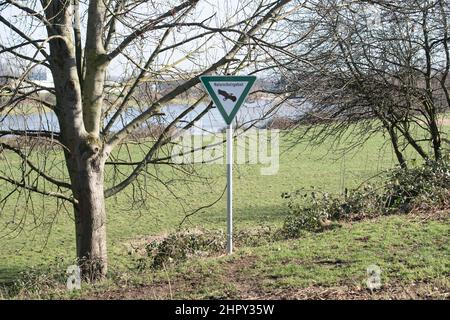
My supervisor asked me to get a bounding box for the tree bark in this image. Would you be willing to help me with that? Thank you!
[428,113,442,161]
[387,125,407,169]
[66,142,108,280]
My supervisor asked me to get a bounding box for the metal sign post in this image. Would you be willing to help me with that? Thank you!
[199,75,256,255]
[226,123,233,254]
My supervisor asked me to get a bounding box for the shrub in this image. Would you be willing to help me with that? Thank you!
[150,230,226,269]
[133,226,275,270]
[382,160,450,212]
[280,161,450,238]
[279,189,342,238]
[263,116,296,130]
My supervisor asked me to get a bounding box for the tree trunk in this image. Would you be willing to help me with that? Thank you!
[66,142,107,281]
[44,0,110,281]
[387,125,407,169]
[429,116,442,161]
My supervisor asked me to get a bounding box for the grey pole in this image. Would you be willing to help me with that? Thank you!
[226,122,233,254]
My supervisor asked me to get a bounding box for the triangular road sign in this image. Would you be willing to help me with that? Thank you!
[200,75,256,125]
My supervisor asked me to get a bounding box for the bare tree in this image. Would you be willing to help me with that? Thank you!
[0,0,297,279]
[282,0,450,167]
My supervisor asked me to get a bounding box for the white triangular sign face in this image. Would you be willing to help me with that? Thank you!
[211,81,247,116]
[200,76,257,124]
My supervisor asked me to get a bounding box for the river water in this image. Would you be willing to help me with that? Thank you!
[0,99,300,135]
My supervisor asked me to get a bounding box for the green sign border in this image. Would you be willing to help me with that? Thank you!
[200,76,257,125]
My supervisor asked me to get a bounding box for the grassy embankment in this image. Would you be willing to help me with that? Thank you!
[0,125,448,299]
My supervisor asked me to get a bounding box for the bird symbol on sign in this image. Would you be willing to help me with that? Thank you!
[218,89,237,102]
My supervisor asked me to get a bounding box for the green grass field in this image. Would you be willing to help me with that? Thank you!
[0,129,448,299]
